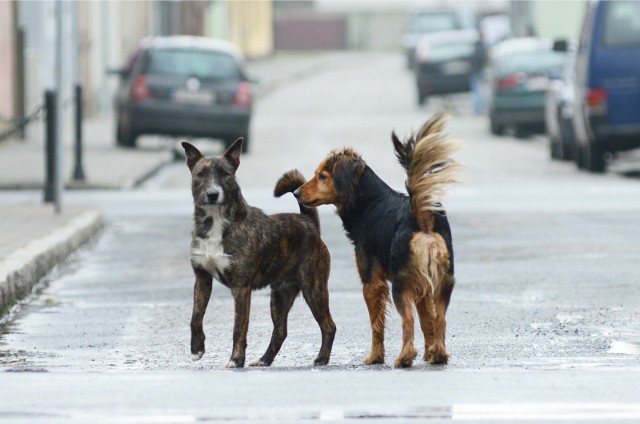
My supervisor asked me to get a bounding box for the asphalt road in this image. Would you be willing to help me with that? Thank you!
[1,52,640,422]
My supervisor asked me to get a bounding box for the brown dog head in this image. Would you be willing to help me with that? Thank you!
[295,148,366,211]
[181,138,243,207]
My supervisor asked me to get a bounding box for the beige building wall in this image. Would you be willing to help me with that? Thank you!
[80,1,155,115]
[205,1,230,40]
[0,1,16,121]
[227,1,274,59]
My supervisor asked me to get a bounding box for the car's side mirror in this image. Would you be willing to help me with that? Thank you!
[552,39,568,52]
[106,67,129,79]
[243,75,260,85]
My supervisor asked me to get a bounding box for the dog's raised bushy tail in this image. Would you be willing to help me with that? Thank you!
[392,113,462,232]
[274,169,320,230]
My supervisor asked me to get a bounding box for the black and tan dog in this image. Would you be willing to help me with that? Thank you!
[294,114,460,368]
[182,138,335,368]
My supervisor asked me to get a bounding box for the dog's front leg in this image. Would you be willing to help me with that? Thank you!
[190,268,213,361]
[362,278,389,365]
[227,285,251,368]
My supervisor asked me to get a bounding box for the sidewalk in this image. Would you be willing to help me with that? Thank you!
[0,205,103,315]
[0,51,338,315]
[0,110,174,317]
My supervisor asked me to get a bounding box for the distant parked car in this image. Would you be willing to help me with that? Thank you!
[546,45,577,161]
[571,0,640,173]
[486,37,566,137]
[402,8,463,69]
[111,36,253,151]
[414,30,479,105]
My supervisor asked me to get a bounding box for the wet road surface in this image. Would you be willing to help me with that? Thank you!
[1,52,640,421]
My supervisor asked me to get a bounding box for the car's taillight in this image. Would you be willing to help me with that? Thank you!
[415,44,430,64]
[233,82,251,107]
[587,88,607,110]
[496,73,524,90]
[131,75,151,101]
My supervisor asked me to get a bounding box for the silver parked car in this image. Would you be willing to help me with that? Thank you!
[111,36,253,152]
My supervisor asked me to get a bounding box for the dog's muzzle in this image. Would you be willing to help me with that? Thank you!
[203,188,223,205]
[207,190,219,203]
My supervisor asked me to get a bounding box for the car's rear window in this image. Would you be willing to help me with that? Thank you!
[602,0,640,47]
[147,48,240,80]
[429,41,475,62]
[408,12,460,34]
[498,50,566,75]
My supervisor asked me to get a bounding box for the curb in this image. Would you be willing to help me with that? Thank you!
[0,209,104,315]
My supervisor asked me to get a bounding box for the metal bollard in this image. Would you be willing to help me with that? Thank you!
[44,90,57,203]
[72,84,85,181]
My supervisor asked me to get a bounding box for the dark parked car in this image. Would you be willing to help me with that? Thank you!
[112,36,253,151]
[402,8,463,69]
[486,37,566,137]
[571,0,640,173]
[414,30,479,105]
[546,47,577,161]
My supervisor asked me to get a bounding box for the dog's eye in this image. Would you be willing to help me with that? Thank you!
[220,169,231,177]
[318,174,328,182]
[196,170,206,177]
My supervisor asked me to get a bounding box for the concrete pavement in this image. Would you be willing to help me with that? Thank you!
[0,51,340,316]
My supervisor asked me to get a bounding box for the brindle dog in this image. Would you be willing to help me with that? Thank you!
[183,138,335,368]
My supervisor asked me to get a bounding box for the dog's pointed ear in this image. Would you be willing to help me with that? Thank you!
[182,141,203,171]
[223,137,243,170]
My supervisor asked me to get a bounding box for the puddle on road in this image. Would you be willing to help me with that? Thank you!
[609,341,640,355]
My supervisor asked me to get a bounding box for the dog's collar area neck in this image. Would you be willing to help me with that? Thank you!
[196,204,247,221]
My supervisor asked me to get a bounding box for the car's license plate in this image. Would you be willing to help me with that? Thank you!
[173,89,215,104]
[527,77,549,91]
[442,61,470,75]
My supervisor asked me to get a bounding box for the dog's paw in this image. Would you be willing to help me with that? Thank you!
[225,358,244,368]
[394,347,417,368]
[191,351,204,362]
[363,354,384,365]
[313,356,329,366]
[393,357,414,368]
[248,359,270,367]
[427,344,449,365]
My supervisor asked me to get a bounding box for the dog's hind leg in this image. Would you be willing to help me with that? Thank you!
[415,294,437,362]
[227,286,252,368]
[392,284,418,368]
[427,277,453,365]
[301,275,336,366]
[190,269,213,361]
[249,287,299,367]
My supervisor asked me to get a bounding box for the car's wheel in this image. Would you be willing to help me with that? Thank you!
[575,143,586,169]
[116,121,137,148]
[550,136,561,160]
[489,112,504,136]
[558,119,574,161]
[559,137,574,161]
[417,91,427,106]
[583,142,606,173]
[514,125,528,139]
